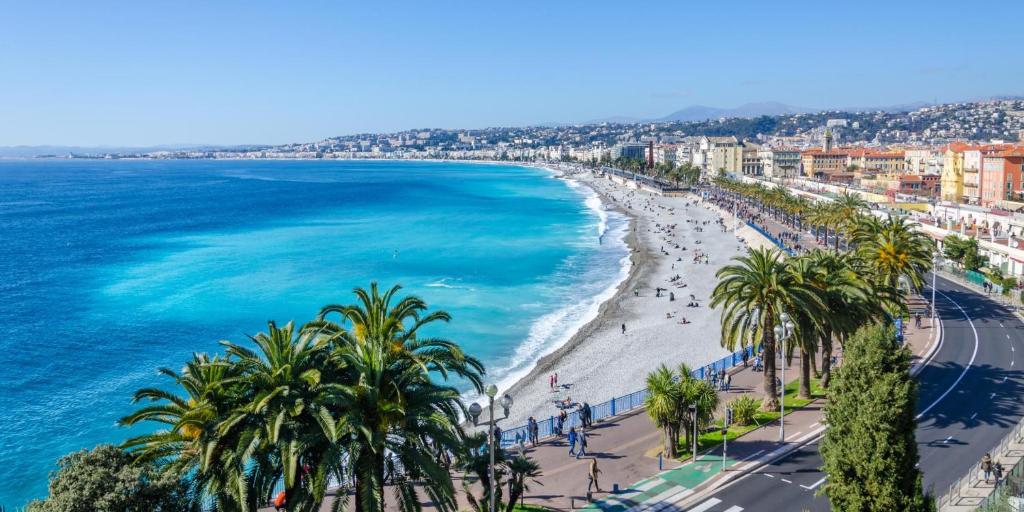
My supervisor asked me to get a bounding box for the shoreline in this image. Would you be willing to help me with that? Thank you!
[497,164,756,427]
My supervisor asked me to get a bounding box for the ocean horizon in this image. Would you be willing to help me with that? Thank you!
[0,159,629,506]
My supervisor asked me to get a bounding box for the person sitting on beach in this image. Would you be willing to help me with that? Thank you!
[680,317,690,324]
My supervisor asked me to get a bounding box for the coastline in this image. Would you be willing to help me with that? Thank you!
[498,164,755,427]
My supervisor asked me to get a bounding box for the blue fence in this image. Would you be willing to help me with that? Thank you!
[745,221,796,256]
[499,345,752,447]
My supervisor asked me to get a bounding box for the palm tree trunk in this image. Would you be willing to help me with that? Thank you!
[799,347,812,399]
[821,330,834,388]
[762,325,780,411]
[666,425,678,458]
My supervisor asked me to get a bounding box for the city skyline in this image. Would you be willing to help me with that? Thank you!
[2,0,1023,146]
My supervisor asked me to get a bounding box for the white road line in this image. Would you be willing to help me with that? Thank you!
[916,289,980,420]
[800,477,827,490]
[631,478,662,493]
[991,392,997,399]
[764,473,775,478]
[685,498,722,512]
[738,449,765,462]
[1007,334,1011,340]
[722,507,744,512]
[943,436,953,444]
[642,487,690,508]
[971,412,979,420]
[781,478,793,484]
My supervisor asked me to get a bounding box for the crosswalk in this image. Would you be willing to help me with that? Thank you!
[580,454,747,511]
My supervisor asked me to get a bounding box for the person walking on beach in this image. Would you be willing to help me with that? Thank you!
[576,428,588,459]
[554,372,559,388]
[588,458,603,494]
[567,427,578,457]
[550,374,555,391]
[621,323,626,334]
[981,453,993,483]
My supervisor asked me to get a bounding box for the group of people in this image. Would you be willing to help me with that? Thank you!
[980,452,1005,484]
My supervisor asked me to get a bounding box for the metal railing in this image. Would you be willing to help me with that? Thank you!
[938,418,1024,510]
[499,345,752,447]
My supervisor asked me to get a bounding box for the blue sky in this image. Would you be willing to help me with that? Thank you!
[1,0,1022,146]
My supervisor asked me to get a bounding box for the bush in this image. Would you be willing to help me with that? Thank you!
[728,396,759,426]
[25,444,197,512]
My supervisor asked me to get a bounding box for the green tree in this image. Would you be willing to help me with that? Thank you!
[119,354,250,511]
[853,216,935,292]
[26,445,197,512]
[503,454,543,512]
[644,364,684,458]
[819,324,932,511]
[317,283,485,512]
[218,321,347,512]
[711,248,825,411]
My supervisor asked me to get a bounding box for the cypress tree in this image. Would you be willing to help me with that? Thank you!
[819,323,933,511]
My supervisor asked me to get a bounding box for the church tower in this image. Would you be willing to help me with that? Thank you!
[823,128,834,152]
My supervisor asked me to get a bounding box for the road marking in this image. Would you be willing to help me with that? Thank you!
[764,474,775,478]
[686,498,721,512]
[643,487,690,507]
[722,507,744,512]
[632,478,661,493]
[800,477,826,490]
[738,449,765,462]
[788,431,803,440]
[971,412,979,420]
[781,478,793,484]
[991,392,997,399]
[916,289,980,420]
[943,436,953,444]
[1007,334,1011,340]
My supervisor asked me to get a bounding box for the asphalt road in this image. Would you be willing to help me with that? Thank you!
[685,276,1024,511]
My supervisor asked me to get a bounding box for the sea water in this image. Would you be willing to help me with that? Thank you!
[0,159,629,505]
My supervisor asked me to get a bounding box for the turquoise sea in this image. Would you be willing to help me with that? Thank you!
[0,159,629,506]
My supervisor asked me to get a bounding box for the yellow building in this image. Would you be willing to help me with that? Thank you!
[941,142,968,202]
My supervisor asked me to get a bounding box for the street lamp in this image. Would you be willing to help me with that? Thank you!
[468,385,513,512]
[773,312,795,443]
[689,403,698,463]
[931,252,941,327]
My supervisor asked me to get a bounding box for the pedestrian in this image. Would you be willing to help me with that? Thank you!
[621,323,626,334]
[528,417,538,446]
[915,313,922,328]
[981,453,993,483]
[568,427,578,456]
[588,458,603,494]
[554,372,559,388]
[550,374,555,391]
[994,461,1004,484]
[742,347,749,368]
[725,372,732,392]
[576,429,588,459]
[555,412,564,436]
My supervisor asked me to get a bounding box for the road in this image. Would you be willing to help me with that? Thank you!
[682,276,1024,511]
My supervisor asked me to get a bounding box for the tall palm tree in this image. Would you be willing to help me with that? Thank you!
[120,354,247,511]
[831,193,870,251]
[218,321,347,512]
[679,373,719,451]
[711,248,825,411]
[316,283,485,512]
[854,216,935,292]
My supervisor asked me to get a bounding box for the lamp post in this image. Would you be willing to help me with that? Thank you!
[468,385,514,512]
[773,313,795,443]
[931,252,941,327]
[689,403,698,463]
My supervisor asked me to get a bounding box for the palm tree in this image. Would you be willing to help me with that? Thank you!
[503,455,542,512]
[679,374,718,452]
[853,216,935,292]
[120,354,247,511]
[711,248,825,411]
[644,365,683,458]
[218,321,346,512]
[831,193,870,251]
[317,283,485,512]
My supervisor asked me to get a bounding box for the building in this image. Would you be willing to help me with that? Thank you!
[654,145,677,165]
[610,143,647,161]
[694,136,742,174]
[940,142,968,202]
[801,147,850,179]
[847,149,906,173]
[741,142,763,175]
[980,146,1024,207]
[759,148,801,179]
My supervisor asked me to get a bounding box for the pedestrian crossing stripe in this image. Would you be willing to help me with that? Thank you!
[583,455,740,510]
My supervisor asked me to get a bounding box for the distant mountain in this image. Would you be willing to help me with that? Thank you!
[655,101,814,122]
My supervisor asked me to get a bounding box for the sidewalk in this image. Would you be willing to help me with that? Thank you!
[509,318,937,511]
